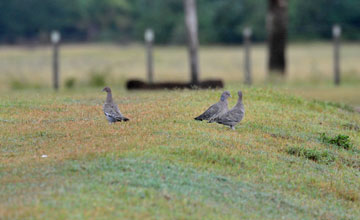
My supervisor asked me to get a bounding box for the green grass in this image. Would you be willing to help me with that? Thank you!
[286,146,336,164]
[320,133,354,150]
[1,86,359,219]
[2,156,317,219]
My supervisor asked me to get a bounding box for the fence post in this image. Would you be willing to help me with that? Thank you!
[243,27,252,85]
[145,29,154,84]
[51,31,61,90]
[333,25,341,86]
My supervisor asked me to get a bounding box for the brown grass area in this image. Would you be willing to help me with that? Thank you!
[0,43,359,88]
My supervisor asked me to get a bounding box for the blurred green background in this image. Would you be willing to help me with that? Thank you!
[0,0,359,44]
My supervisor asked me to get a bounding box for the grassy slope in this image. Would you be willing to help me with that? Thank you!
[0,87,359,219]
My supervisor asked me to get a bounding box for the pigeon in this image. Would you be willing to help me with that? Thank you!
[211,90,245,130]
[102,87,129,123]
[194,91,231,121]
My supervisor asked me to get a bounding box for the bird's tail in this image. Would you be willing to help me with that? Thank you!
[194,116,203,121]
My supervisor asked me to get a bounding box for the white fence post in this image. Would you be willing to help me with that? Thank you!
[333,25,341,86]
[51,30,61,90]
[145,29,154,84]
[243,27,252,85]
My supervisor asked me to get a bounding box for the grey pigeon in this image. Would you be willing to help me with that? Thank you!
[194,91,231,121]
[211,90,244,130]
[102,87,129,123]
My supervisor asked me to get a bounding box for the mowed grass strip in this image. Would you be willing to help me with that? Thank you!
[0,87,359,219]
[0,156,336,220]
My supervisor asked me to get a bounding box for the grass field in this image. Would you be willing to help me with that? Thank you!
[1,43,360,85]
[1,42,359,106]
[1,86,359,219]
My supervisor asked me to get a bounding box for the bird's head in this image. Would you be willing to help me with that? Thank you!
[102,87,111,93]
[238,90,243,99]
[220,91,231,101]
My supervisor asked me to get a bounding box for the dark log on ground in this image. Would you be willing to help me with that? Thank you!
[126,79,223,90]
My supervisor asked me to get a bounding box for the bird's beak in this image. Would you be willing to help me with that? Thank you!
[102,88,105,92]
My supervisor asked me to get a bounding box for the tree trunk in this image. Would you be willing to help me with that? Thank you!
[267,0,288,75]
[184,0,199,85]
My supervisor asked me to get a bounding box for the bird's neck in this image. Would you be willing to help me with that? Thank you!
[220,96,228,102]
[106,92,113,103]
[235,98,243,107]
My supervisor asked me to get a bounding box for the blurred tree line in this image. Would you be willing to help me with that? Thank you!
[0,0,359,44]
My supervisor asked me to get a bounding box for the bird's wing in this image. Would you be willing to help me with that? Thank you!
[104,103,123,121]
[216,109,243,124]
[208,104,228,122]
[113,103,123,115]
[195,102,221,120]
